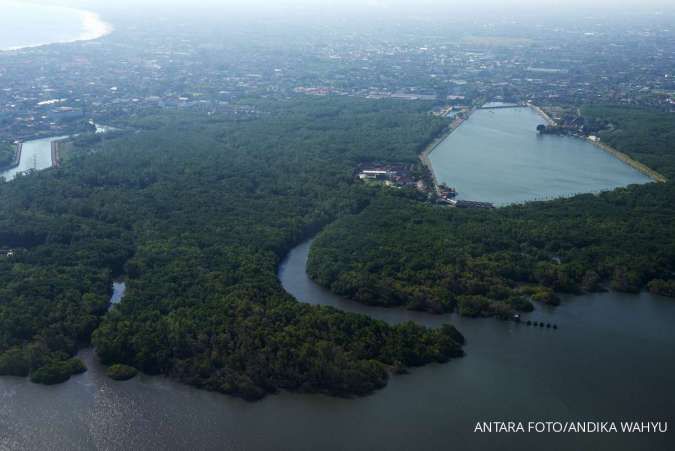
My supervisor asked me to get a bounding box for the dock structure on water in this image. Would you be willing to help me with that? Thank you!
[437,184,457,202]
[356,162,427,190]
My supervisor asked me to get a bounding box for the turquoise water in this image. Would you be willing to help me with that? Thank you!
[430,107,652,205]
[0,1,110,51]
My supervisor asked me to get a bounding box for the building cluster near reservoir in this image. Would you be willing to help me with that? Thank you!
[437,183,458,202]
[357,163,495,209]
[357,163,427,191]
[358,169,390,180]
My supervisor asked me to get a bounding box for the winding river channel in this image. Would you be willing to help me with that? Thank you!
[0,111,673,449]
[0,238,673,450]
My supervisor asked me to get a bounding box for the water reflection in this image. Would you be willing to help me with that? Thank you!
[429,107,651,205]
[0,136,67,181]
[0,239,672,450]
[110,281,126,306]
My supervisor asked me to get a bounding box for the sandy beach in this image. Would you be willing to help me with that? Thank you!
[1,3,113,52]
[77,10,114,42]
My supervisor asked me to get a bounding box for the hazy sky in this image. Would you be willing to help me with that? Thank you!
[36,0,675,15]
[12,0,675,30]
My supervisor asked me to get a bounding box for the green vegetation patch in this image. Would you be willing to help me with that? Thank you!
[0,347,31,377]
[309,183,675,317]
[581,106,675,179]
[0,142,16,168]
[29,358,86,385]
[309,107,675,316]
[106,364,139,381]
[0,97,460,399]
[648,279,675,298]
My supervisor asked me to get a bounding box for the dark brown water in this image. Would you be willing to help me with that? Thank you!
[0,239,673,450]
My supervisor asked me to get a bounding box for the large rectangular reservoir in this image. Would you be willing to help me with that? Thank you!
[429,107,652,205]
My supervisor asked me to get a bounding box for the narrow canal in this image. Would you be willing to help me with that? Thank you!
[0,123,115,181]
[0,136,67,181]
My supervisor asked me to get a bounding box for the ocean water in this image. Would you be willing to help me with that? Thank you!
[0,1,111,51]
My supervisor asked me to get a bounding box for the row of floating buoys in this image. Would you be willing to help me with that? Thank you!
[525,320,557,329]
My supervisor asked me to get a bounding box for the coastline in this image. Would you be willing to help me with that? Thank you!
[0,7,112,52]
[77,11,113,42]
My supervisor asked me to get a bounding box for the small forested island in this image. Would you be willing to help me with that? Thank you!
[106,364,139,381]
[30,358,87,385]
[308,106,675,317]
[0,98,464,399]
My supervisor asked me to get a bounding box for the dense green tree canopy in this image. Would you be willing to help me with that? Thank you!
[582,106,675,178]
[0,142,15,168]
[308,107,675,316]
[0,98,464,398]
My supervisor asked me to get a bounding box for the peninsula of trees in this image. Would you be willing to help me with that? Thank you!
[0,98,464,399]
[308,106,675,316]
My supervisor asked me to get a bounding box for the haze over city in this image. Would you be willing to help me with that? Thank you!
[0,1,673,450]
